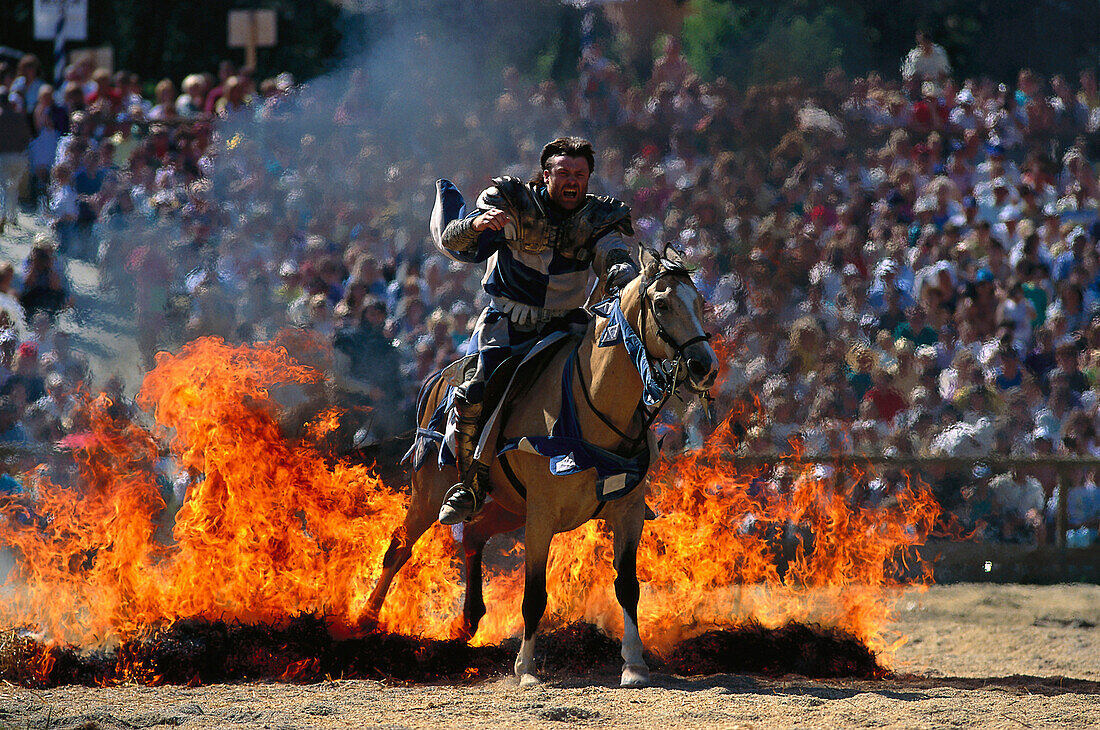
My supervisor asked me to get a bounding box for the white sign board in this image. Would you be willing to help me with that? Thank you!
[228,9,278,48]
[34,0,88,42]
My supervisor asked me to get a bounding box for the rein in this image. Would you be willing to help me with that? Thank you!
[578,271,712,452]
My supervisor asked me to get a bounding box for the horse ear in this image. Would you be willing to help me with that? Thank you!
[639,245,661,279]
[662,244,686,270]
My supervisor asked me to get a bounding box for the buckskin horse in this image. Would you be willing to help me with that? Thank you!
[365,245,718,687]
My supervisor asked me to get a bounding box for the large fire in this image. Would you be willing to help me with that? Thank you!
[0,335,940,681]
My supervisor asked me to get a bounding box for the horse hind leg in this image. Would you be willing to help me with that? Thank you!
[612,506,650,687]
[461,503,524,640]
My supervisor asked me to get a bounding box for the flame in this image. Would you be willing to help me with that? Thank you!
[0,335,464,654]
[472,386,942,657]
[0,334,941,683]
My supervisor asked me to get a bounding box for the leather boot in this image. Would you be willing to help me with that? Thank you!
[439,399,488,525]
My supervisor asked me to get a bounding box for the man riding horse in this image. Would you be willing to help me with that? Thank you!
[431,136,639,525]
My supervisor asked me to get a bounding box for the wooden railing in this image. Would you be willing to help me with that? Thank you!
[704,452,1100,550]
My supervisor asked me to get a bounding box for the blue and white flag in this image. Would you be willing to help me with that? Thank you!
[53,6,67,85]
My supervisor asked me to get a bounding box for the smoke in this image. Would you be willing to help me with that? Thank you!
[88,5,586,449]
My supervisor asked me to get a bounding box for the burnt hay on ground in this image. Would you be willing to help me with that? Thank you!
[0,617,884,687]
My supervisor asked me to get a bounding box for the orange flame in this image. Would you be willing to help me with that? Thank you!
[472,404,940,657]
[0,335,941,679]
[0,336,463,655]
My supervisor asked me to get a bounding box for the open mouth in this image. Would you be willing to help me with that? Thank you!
[562,188,579,201]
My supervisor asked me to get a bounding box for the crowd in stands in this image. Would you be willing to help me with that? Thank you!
[0,33,1099,545]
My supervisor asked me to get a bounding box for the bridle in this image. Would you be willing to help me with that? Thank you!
[575,269,714,451]
[638,269,713,385]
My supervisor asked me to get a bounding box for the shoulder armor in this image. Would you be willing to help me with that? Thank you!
[583,195,634,238]
[476,176,534,213]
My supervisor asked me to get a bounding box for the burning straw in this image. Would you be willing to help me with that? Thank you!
[0,336,936,685]
[0,617,882,687]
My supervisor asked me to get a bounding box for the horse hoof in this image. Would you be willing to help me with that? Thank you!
[519,673,541,688]
[356,614,380,635]
[620,664,650,688]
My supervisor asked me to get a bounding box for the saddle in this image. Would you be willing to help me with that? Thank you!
[403,331,577,473]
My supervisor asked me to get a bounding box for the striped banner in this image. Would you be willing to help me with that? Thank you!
[53,5,66,85]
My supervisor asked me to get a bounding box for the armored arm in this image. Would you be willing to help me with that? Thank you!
[603,246,640,294]
[590,197,637,293]
[441,214,483,255]
[442,177,526,253]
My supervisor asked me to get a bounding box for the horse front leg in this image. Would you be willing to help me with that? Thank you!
[613,505,650,687]
[515,520,553,687]
[361,472,440,630]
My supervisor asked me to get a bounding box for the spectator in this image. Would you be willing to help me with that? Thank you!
[897,31,950,86]
[19,239,69,322]
[0,89,32,234]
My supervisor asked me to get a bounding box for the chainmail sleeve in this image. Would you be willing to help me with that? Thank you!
[441,215,482,254]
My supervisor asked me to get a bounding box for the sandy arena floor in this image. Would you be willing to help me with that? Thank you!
[0,583,1098,729]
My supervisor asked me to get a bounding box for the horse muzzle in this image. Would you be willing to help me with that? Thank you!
[683,342,718,394]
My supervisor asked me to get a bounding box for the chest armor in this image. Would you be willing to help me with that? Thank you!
[478,177,632,263]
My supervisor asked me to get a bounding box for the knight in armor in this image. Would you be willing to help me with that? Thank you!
[431,136,638,524]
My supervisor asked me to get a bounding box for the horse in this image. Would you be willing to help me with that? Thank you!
[364,245,719,687]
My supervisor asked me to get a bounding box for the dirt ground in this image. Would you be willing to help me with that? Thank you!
[0,583,1097,730]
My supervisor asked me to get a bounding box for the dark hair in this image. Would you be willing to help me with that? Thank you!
[539,137,595,174]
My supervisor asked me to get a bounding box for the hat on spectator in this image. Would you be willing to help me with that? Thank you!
[1069,225,1087,242]
[914,196,935,213]
[846,342,877,371]
[876,258,899,276]
[998,205,1021,222]
[17,342,37,359]
[974,267,995,284]
[915,344,937,361]
[1042,203,1059,218]
[842,263,860,278]
[1031,426,1054,443]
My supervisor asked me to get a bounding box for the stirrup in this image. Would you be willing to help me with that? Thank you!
[438,483,483,525]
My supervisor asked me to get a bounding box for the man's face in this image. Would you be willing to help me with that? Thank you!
[543,155,590,210]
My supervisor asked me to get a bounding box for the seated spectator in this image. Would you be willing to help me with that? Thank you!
[864,366,907,423]
[1,342,46,410]
[0,395,27,445]
[990,466,1046,542]
[990,345,1024,391]
[1051,337,1089,396]
[894,304,938,347]
[19,239,69,322]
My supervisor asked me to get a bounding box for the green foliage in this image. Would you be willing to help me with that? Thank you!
[1,0,1096,90]
[681,0,753,82]
[681,1,871,85]
[748,8,868,85]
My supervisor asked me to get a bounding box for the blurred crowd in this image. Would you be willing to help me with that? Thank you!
[1,33,1099,545]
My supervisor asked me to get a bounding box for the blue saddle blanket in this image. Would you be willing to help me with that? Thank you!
[404,337,654,503]
[500,349,652,502]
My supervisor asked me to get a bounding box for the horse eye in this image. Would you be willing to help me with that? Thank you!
[655,299,670,312]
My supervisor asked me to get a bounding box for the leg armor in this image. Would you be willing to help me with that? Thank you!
[439,310,512,525]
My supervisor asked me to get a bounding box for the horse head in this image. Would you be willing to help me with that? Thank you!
[634,244,719,395]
